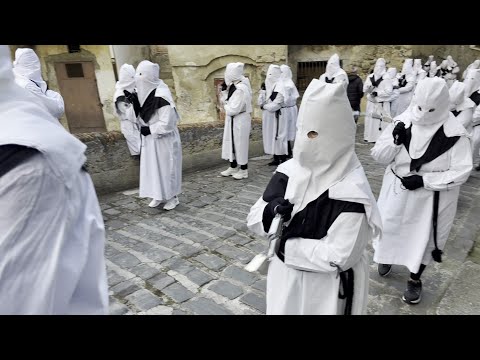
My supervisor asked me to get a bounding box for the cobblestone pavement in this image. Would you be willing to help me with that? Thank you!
[100,124,480,315]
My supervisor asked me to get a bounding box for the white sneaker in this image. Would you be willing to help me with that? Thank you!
[232,169,248,179]
[163,196,179,211]
[149,199,162,208]
[221,167,239,177]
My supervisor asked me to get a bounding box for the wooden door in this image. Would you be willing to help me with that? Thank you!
[54,61,106,133]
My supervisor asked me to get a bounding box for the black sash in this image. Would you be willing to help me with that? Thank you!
[325,77,335,83]
[451,109,462,117]
[370,75,384,88]
[0,145,40,178]
[404,125,460,172]
[470,91,480,106]
[398,75,407,88]
[139,90,170,123]
[227,83,237,101]
[269,91,278,101]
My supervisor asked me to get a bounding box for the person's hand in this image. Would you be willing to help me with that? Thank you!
[140,126,151,136]
[221,82,227,91]
[124,90,140,117]
[401,175,424,190]
[273,199,294,222]
[371,91,378,97]
[261,82,266,91]
[392,121,406,145]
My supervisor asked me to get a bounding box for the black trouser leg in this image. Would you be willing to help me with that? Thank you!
[287,142,293,158]
[230,160,238,168]
[410,264,427,281]
[240,164,248,170]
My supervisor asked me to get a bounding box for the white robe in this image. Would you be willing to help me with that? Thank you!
[259,88,288,155]
[363,75,394,143]
[135,91,182,202]
[0,107,108,315]
[282,87,299,141]
[114,94,141,156]
[15,76,65,119]
[221,81,252,165]
[371,119,472,273]
[319,71,349,90]
[247,166,378,315]
[390,74,415,118]
[472,105,480,161]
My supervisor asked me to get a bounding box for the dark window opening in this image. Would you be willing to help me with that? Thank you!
[65,63,84,78]
[68,45,81,53]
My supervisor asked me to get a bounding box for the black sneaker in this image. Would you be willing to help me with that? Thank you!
[402,279,422,304]
[378,263,392,277]
[475,164,480,171]
[268,160,280,166]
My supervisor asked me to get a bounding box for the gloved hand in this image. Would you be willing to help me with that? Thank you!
[392,121,406,145]
[401,175,424,190]
[221,82,227,91]
[261,82,266,91]
[140,126,151,136]
[371,91,378,97]
[124,90,141,117]
[273,199,294,222]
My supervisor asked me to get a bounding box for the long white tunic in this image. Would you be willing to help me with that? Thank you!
[115,97,141,156]
[363,75,393,143]
[472,106,480,160]
[247,167,376,315]
[390,74,415,118]
[221,81,252,165]
[136,97,182,202]
[371,120,472,273]
[259,89,288,155]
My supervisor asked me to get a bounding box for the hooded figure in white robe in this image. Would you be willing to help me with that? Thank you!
[363,58,393,143]
[391,59,416,118]
[278,65,299,155]
[387,67,400,107]
[13,48,65,120]
[258,64,288,165]
[113,64,141,156]
[449,81,475,140]
[439,56,460,88]
[247,80,382,315]
[319,54,349,90]
[220,62,252,180]
[413,59,427,87]
[463,68,480,167]
[423,55,435,72]
[0,45,108,315]
[426,61,441,78]
[131,60,182,210]
[462,59,480,80]
[371,77,472,305]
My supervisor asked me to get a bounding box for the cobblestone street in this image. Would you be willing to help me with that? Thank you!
[100,124,480,315]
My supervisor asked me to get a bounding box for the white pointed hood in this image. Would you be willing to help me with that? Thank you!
[277,64,299,103]
[401,59,414,75]
[325,53,344,78]
[428,61,438,77]
[224,62,245,87]
[276,80,382,236]
[449,80,475,111]
[464,68,480,97]
[373,58,386,80]
[114,63,136,102]
[446,55,457,68]
[265,64,282,99]
[13,48,47,93]
[0,45,86,187]
[135,60,175,107]
[387,67,397,79]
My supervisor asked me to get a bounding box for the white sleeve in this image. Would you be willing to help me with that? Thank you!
[370,122,403,165]
[473,106,480,125]
[363,77,373,93]
[284,213,369,273]
[45,90,65,118]
[257,90,266,106]
[263,91,284,112]
[247,197,268,237]
[149,103,177,136]
[423,137,473,191]
[224,88,246,117]
[376,79,393,101]
[398,80,414,94]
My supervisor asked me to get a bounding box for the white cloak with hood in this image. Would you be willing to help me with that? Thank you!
[319,54,349,90]
[248,80,382,315]
[258,64,288,155]
[132,60,182,202]
[449,80,475,138]
[277,64,299,142]
[0,45,108,314]
[363,58,393,143]
[114,63,140,155]
[13,48,65,120]
[371,77,472,273]
[221,62,252,165]
[391,59,416,118]
[464,69,480,161]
